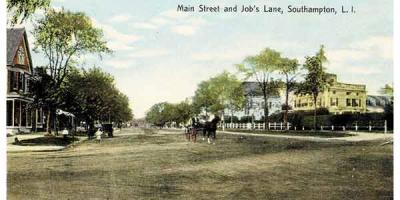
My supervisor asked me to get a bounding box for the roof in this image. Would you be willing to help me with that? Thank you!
[367,95,391,107]
[7,28,33,69]
[242,82,280,97]
[242,82,262,96]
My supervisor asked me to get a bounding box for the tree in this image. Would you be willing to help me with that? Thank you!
[380,84,393,130]
[193,71,245,130]
[236,48,282,128]
[296,45,329,131]
[29,67,58,131]
[145,102,170,128]
[380,84,393,99]
[172,100,195,126]
[61,67,132,131]
[32,8,111,133]
[7,0,51,25]
[277,57,299,129]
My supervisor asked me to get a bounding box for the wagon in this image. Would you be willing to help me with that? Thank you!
[102,123,114,137]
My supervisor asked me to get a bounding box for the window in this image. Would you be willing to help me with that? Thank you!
[346,92,351,95]
[346,99,351,107]
[19,73,24,91]
[25,77,29,93]
[268,102,272,109]
[332,90,336,94]
[7,71,12,92]
[12,72,18,91]
[6,100,13,126]
[356,92,359,96]
[359,99,361,107]
[17,46,25,65]
[336,98,338,106]
[14,100,20,126]
[351,99,358,107]
[21,101,27,126]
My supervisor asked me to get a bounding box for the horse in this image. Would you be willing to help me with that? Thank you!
[203,116,221,144]
[185,116,221,144]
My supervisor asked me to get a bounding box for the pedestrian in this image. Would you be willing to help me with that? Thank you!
[95,128,103,143]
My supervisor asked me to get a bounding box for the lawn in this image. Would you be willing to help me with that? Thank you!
[7,128,392,199]
[223,128,355,138]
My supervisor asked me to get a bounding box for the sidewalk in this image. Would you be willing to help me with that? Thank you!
[7,134,87,153]
[221,130,393,142]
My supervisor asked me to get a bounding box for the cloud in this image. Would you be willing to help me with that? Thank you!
[108,14,132,23]
[131,22,157,30]
[129,9,207,36]
[128,48,170,58]
[104,59,136,69]
[91,18,140,51]
[170,25,198,36]
[326,35,393,76]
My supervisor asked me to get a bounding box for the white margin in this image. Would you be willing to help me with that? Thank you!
[0,0,7,199]
[393,0,399,198]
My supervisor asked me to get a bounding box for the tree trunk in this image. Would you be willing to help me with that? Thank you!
[263,94,269,130]
[221,110,225,131]
[284,79,289,129]
[46,109,51,134]
[313,95,317,131]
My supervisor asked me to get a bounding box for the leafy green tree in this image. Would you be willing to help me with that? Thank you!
[7,0,51,25]
[32,8,111,133]
[296,45,329,131]
[171,100,195,126]
[193,71,245,130]
[61,67,132,131]
[145,102,170,128]
[192,80,215,116]
[236,48,282,128]
[29,67,58,131]
[277,57,299,129]
[380,84,393,99]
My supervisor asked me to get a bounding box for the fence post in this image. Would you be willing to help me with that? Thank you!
[294,126,297,131]
[384,120,387,134]
[280,122,283,130]
[274,122,277,130]
[342,126,345,131]
[369,121,372,132]
[355,122,358,132]
[331,125,334,131]
[302,126,305,131]
[286,123,289,130]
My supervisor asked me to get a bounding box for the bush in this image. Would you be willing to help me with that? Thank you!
[284,112,390,130]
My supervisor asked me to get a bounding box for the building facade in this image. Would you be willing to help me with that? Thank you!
[292,74,367,114]
[6,28,43,134]
[225,82,283,121]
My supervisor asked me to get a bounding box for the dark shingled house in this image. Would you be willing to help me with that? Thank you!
[6,28,43,134]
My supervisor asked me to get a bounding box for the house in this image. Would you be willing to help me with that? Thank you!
[292,74,367,114]
[6,28,43,134]
[225,82,283,121]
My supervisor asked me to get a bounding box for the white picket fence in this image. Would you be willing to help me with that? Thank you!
[218,120,390,133]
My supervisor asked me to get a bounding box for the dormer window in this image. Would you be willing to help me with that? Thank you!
[17,46,25,65]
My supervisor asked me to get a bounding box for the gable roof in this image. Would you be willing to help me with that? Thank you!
[242,82,263,96]
[7,28,33,70]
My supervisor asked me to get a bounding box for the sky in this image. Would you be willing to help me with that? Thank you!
[19,0,393,118]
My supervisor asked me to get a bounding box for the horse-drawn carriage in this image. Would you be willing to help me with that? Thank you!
[185,116,220,143]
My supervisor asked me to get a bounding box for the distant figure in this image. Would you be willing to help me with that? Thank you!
[62,128,69,139]
[14,137,21,145]
[95,128,103,143]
